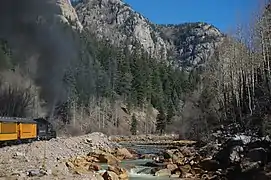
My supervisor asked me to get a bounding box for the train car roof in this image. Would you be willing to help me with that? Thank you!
[33,118,49,123]
[0,117,37,123]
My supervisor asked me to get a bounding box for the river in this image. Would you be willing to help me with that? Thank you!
[100,142,178,180]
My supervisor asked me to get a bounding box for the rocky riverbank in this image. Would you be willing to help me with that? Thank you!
[133,125,271,179]
[1,126,271,180]
[0,132,128,179]
[135,136,271,179]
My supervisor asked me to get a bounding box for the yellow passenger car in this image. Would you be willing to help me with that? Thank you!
[0,118,18,141]
[19,121,37,139]
[0,117,37,143]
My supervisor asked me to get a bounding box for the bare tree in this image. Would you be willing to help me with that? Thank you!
[0,68,44,118]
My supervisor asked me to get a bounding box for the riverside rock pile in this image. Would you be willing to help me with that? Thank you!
[65,148,135,180]
[0,132,123,179]
[141,125,271,180]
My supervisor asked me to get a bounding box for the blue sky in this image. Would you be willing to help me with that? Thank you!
[123,0,265,33]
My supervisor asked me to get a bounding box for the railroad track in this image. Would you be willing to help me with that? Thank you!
[0,137,57,148]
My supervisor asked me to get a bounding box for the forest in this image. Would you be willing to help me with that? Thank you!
[0,1,270,139]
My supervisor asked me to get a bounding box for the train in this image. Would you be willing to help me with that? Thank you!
[0,116,56,146]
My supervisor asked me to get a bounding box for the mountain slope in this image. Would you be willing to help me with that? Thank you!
[0,0,166,135]
[0,0,230,136]
[74,0,224,70]
[0,0,87,115]
[157,23,224,70]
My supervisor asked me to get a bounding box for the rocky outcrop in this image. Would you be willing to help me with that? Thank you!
[158,23,224,70]
[74,0,224,70]
[64,147,133,180]
[140,125,271,179]
[75,0,168,60]
[56,0,83,30]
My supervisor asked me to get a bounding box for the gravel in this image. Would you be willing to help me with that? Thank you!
[0,132,120,179]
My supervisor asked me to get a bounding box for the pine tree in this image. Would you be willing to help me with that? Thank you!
[150,62,164,110]
[130,113,137,135]
[130,45,146,106]
[156,108,166,135]
[116,48,132,100]
[141,51,153,102]
[166,100,175,124]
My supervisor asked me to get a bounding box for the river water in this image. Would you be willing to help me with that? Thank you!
[100,142,178,180]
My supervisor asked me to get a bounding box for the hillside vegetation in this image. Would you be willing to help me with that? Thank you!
[0,0,270,139]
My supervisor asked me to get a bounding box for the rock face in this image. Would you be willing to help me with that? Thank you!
[158,23,224,70]
[74,0,224,70]
[56,0,83,30]
[75,0,168,59]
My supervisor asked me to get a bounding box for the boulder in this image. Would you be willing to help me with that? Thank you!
[164,149,184,160]
[115,148,134,160]
[166,163,178,172]
[108,165,128,179]
[179,146,195,157]
[126,148,138,156]
[229,146,243,163]
[240,160,261,173]
[247,147,267,163]
[88,163,101,171]
[98,153,121,165]
[179,164,192,174]
[191,167,205,175]
[181,172,194,178]
[108,165,121,175]
[199,158,219,171]
[163,150,174,159]
[172,169,182,176]
[66,161,75,169]
[119,172,129,180]
[102,171,119,180]
[26,169,47,177]
[154,168,171,177]
[93,173,104,180]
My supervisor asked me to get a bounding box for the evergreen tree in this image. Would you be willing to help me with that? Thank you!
[130,113,137,135]
[166,100,175,124]
[75,32,195,132]
[150,62,164,110]
[130,45,146,106]
[156,108,166,135]
[116,48,132,100]
[141,51,153,102]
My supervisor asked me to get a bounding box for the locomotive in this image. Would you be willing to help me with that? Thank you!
[0,116,56,146]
